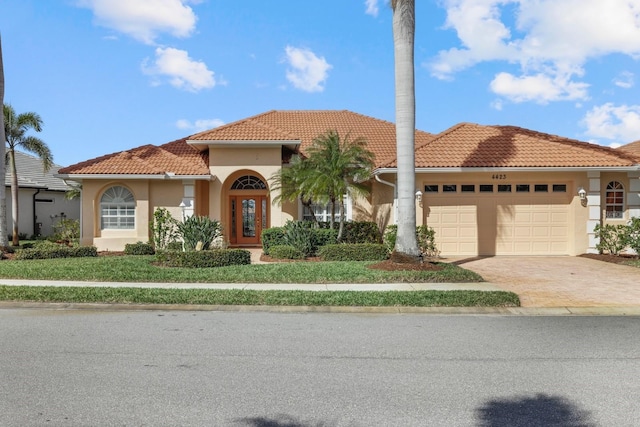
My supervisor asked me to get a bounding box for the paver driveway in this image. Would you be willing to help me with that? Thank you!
[453,256,640,308]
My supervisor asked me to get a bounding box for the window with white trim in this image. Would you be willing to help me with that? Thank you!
[301,195,351,222]
[100,186,135,229]
[605,181,624,219]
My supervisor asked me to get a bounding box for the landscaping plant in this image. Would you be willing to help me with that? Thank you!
[176,215,222,251]
[150,207,178,250]
[594,223,629,255]
[51,219,80,245]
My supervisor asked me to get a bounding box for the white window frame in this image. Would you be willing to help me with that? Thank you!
[301,194,352,222]
[100,186,136,229]
[605,181,625,219]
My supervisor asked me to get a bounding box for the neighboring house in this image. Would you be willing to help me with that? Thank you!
[56,110,640,256]
[5,151,80,238]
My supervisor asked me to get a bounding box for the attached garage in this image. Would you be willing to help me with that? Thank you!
[423,182,572,256]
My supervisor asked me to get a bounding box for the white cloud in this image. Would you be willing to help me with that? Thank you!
[77,0,198,44]
[142,47,215,92]
[284,46,332,93]
[582,103,640,142]
[428,0,640,103]
[490,71,589,104]
[614,71,635,89]
[365,0,379,17]
[176,118,225,132]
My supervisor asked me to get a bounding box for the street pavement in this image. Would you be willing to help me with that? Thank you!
[1,310,639,426]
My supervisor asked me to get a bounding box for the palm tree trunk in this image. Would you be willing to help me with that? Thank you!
[392,0,420,258]
[9,149,19,246]
[329,197,336,231]
[0,34,8,248]
[337,198,345,241]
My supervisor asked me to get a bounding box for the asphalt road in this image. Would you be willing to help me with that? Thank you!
[1,309,639,426]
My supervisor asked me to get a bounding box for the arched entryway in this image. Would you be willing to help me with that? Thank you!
[228,174,269,246]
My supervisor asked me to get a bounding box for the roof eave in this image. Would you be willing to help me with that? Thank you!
[374,166,640,174]
[55,173,214,181]
[187,139,301,150]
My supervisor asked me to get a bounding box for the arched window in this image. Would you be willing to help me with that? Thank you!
[100,186,135,229]
[605,181,624,219]
[231,175,266,190]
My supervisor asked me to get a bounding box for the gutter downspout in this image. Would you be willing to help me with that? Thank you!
[32,189,41,237]
[375,174,398,225]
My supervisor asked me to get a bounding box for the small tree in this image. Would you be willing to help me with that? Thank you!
[304,130,375,240]
[269,155,318,226]
[594,223,628,255]
[149,207,178,250]
[4,104,53,246]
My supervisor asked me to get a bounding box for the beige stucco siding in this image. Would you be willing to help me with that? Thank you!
[80,180,150,251]
[208,145,291,242]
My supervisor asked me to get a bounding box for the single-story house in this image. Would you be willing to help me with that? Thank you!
[6,151,80,238]
[56,110,640,256]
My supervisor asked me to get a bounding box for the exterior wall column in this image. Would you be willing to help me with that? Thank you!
[586,172,601,254]
[628,172,640,219]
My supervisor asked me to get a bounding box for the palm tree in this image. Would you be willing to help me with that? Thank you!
[269,154,319,225]
[391,0,420,260]
[0,35,8,249]
[3,104,53,246]
[304,130,375,240]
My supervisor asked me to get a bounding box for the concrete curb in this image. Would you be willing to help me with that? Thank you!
[1,301,640,316]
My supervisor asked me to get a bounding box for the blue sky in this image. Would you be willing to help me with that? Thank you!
[2,0,640,167]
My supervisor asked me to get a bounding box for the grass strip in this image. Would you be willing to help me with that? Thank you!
[0,286,520,307]
[0,257,483,283]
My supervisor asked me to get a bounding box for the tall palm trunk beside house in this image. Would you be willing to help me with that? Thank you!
[391,0,421,261]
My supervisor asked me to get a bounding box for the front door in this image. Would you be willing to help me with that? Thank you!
[231,195,267,245]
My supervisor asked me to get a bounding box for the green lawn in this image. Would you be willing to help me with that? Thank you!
[0,286,520,307]
[0,255,483,283]
[0,255,521,307]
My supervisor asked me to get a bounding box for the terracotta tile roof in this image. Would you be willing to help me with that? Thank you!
[617,140,640,161]
[189,110,434,167]
[382,123,638,168]
[58,138,209,176]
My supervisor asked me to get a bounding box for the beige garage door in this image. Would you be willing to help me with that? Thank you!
[425,187,570,256]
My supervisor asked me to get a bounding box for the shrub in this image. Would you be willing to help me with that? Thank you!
[15,244,98,260]
[166,241,184,251]
[283,220,317,257]
[269,245,305,260]
[417,225,439,258]
[594,223,628,255]
[155,248,251,268]
[318,243,389,261]
[383,224,439,257]
[261,227,286,255]
[52,219,80,244]
[150,208,178,250]
[341,221,382,244]
[625,217,640,254]
[383,224,398,254]
[124,241,155,255]
[177,216,222,251]
[315,228,338,248]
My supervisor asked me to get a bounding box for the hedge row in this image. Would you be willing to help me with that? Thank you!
[318,243,389,261]
[268,245,305,260]
[124,242,155,255]
[15,245,98,260]
[155,249,251,268]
